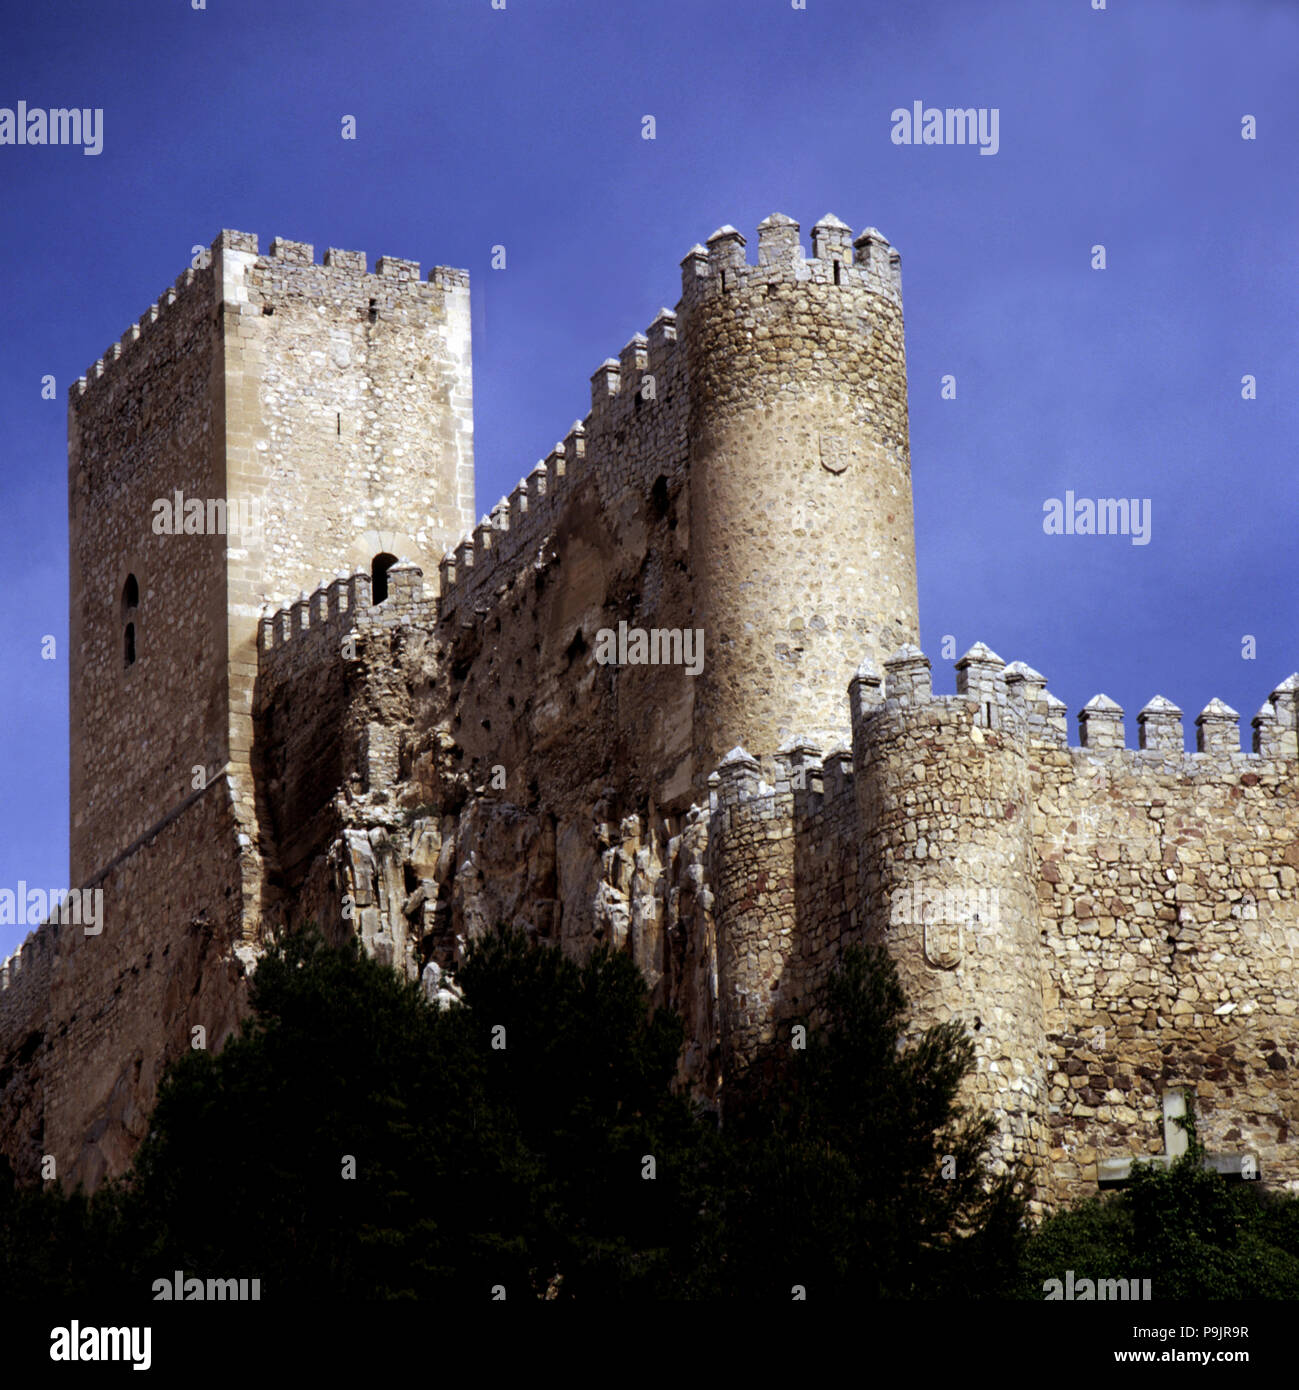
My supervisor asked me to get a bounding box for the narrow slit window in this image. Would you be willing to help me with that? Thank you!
[122,573,139,668]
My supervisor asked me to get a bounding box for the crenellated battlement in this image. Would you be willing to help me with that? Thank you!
[435,210,906,634]
[679,212,902,308]
[708,645,1299,812]
[71,228,470,402]
[705,635,1297,1194]
[71,259,214,402]
[586,307,681,426]
[0,919,57,996]
[259,570,375,656]
[257,560,433,683]
[846,641,1299,766]
[435,416,591,621]
[248,230,470,296]
[434,294,686,624]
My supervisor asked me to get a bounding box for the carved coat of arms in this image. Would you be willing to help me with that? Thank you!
[922,915,963,970]
[819,432,859,474]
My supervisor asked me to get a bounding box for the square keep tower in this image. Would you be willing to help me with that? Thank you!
[68,230,474,892]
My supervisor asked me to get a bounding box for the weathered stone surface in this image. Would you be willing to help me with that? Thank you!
[3,215,1294,1220]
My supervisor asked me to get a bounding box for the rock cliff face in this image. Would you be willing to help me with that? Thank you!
[324,793,718,1095]
[2,215,1295,1212]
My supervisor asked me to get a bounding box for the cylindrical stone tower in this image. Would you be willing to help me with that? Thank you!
[708,745,798,1101]
[852,643,1048,1193]
[683,212,919,771]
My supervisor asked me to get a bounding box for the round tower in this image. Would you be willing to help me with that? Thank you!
[682,213,919,772]
[707,745,799,1105]
[851,643,1048,1192]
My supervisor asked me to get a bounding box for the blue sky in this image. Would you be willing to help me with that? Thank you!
[1,0,1295,961]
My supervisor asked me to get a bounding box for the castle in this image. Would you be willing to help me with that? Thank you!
[1,213,1295,1212]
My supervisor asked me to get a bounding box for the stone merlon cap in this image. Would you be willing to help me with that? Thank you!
[1196,698,1239,721]
[885,643,928,665]
[270,237,314,264]
[1044,692,1067,710]
[955,641,1004,667]
[854,226,891,246]
[215,229,258,254]
[325,248,366,271]
[1273,673,1299,694]
[757,212,798,228]
[851,656,883,683]
[812,213,851,230]
[707,224,746,245]
[717,746,761,780]
[1004,661,1046,683]
[1138,695,1183,716]
[1082,693,1123,713]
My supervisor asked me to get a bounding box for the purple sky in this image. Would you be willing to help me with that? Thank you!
[1,0,1296,961]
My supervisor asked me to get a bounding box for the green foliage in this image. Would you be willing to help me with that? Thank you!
[0,925,712,1300]
[123,926,514,1298]
[706,944,1026,1298]
[40,931,1299,1302]
[454,929,715,1294]
[1019,1103,1299,1299]
[0,1156,127,1297]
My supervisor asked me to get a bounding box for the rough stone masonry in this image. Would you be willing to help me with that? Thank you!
[1,212,1294,1212]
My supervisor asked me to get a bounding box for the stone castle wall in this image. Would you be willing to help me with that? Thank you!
[433,293,696,814]
[687,647,1299,1207]
[267,606,1297,1210]
[68,257,228,882]
[4,213,1294,1214]
[0,919,55,1182]
[216,231,475,935]
[219,233,475,612]
[165,218,1299,1209]
[1031,678,1299,1195]
[68,227,476,897]
[1,776,248,1189]
[851,647,1049,1181]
